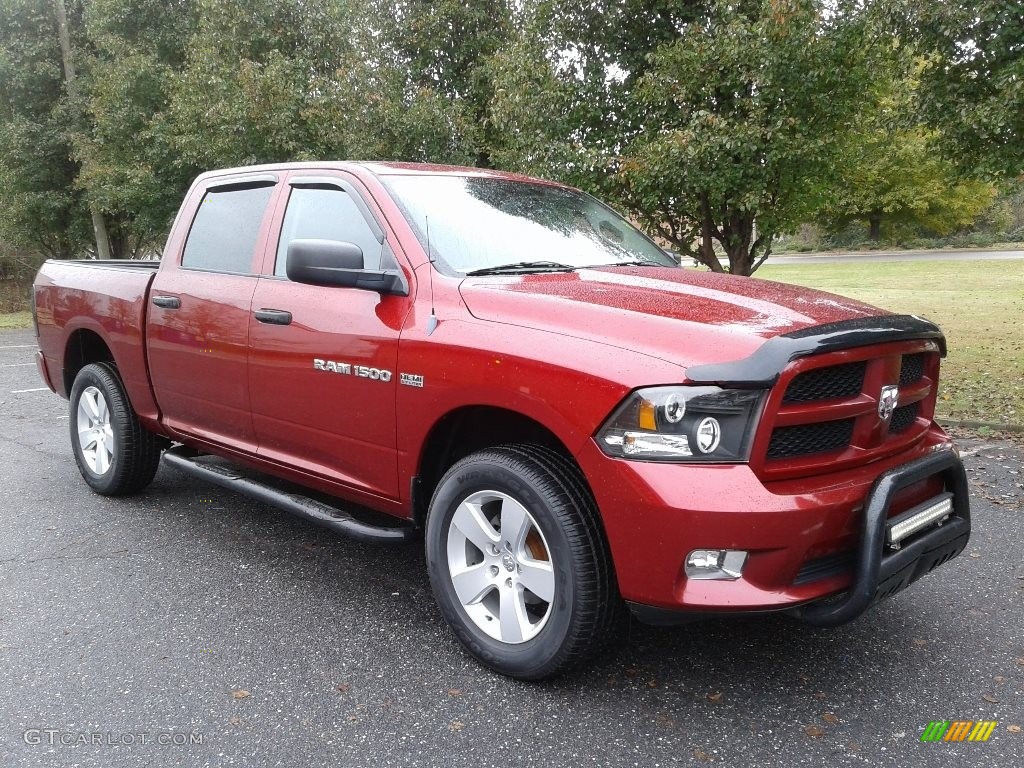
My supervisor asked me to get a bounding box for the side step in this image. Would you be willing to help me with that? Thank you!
[162,447,416,544]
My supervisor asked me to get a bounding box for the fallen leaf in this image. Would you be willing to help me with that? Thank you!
[1016,657,1024,666]
[693,749,713,762]
[813,691,827,700]
[1008,725,1021,734]
[804,725,825,739]
[706,691,723,703]
[336,683,351,693]
[231,689,250,700]
[655,712,674,728]
[823,713,840,725]
[982,693,999,704]
[969,552,981,558]
[624,666,641,678]
[798,674,811,684]
[994,676,1007,685]
[912,638,927,647]
[449,720,464,732]
[646,678,659,689]
[448,688,462,697]
[229,717,242,726]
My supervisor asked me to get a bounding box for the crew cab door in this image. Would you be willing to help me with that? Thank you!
[147,174,281,451]
[247,172,410,500]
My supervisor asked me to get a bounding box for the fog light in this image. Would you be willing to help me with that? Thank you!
[685,549,748,580]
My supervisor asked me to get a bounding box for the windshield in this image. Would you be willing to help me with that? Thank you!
[380,175,676,274]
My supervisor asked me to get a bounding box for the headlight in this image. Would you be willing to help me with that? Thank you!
[596,386,765,462]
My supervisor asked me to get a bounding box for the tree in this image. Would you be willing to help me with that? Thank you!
[367,0,514,166]
[825,128,995,240]
[821,52,996,241]
[76,0,196,256]
[164,0,355,170]
[902,0,1024,179]
[0,0,91,257]
[490,0,879,275]
[52,0,112,258]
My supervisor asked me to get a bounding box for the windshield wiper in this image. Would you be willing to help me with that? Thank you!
[465,261,578,276]
[592,260,667,268]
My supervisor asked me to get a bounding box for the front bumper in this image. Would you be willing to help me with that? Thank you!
[577,428,970,623]
[793,448,969,626]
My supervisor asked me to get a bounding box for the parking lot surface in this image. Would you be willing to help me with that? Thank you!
[0,328,1021,767]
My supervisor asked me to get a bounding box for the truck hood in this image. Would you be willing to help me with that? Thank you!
[459,266,890,372]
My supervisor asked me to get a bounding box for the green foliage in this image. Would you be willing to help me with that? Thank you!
[821,52,996,241]
[0,0,1016,264]
[493,0,878,275]
[164,0,353,169]
[77,0,197,255]
[368,0,514,165]
[903,1,1024,178]
[0,0,91,256]
[623,0,876,274]
[824,126,995,240]
[486,25,604,188]
[163,0,483,199]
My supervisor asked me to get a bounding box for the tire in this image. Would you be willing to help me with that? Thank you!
[69,362,163,496]
[425,444,621,680]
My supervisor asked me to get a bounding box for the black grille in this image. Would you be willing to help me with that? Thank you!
[783,362,866,403]
[767,419,855,459]
[889,401,920,433]
[899,353,926,387]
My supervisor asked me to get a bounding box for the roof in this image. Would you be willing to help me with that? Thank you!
[192,160,567,188]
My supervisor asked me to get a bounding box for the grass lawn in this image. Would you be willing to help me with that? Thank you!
[758,260,1024,427]
[0,311,32,329]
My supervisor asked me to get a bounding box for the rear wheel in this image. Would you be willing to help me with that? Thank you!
[70,362,163,496]
[425,445,620,679]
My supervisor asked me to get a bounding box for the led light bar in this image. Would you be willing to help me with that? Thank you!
[886,493,954,548]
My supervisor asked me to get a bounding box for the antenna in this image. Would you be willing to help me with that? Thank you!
[425,215,439,336]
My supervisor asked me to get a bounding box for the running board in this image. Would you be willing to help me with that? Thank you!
[162,448,416,544]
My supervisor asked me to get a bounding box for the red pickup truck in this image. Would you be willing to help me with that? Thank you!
[32,162,970,679]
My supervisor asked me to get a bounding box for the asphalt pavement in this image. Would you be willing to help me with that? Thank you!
[0,328,1021,767]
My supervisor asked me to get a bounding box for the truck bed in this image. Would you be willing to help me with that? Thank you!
[33,259,161,425]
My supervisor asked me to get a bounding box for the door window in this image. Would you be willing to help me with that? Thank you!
[275,187,384,276]
[181,183,275,273]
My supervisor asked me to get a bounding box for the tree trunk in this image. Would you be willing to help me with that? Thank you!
[52,0,111,259]
[725,214,756,276]
[868,213,882,241]
[697,194,725,272]
[700,218,724,272]
[90,209,113,259]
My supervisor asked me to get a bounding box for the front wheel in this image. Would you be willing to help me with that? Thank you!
[425,445,620,679]
[69,362,163,496]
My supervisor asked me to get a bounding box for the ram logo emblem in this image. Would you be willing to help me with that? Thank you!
[878,384,899,421]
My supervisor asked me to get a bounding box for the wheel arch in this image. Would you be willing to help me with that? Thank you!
[413,405,583,526]
[63,328,115,395]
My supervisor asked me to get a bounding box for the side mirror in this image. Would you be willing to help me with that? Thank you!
[285,239,407,295]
